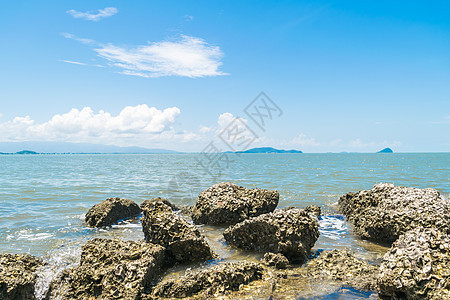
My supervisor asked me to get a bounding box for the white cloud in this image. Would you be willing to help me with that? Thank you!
[61,33,96,45]
[184,15,194,21]
[94,35,226,78]
[0,105,191,145]
[67,7,118,22]
[198,126,212,133]
[60,60,87,66]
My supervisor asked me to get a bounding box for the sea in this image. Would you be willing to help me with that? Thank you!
[0,153,449,299]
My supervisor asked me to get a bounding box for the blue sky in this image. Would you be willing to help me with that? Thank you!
[0,0,449,152]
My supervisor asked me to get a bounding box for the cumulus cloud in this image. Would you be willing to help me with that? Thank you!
[94,35,226,78]
[67,7,118,22]
[0,105,191,145]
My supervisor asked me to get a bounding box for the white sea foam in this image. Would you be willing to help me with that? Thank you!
[34,244,82,300]
[7,229,54,241]
[318,215,349,241]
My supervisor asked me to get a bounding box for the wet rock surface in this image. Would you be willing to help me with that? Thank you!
[0,253,43,300]
[141,201,214,265]
[150,262,264,298]
[378,227,450,300]
[223,208,319,262]
[262,252,289,269]
[306,249,379,291]
[46,238,165,300]
[192,182,279,225]
[85,197,141,227]
[339,183,450,243]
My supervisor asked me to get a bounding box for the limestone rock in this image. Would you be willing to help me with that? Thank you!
[339,183,449,243]
[223,208,319,262]
[378,227,450,299]
[140,198,178,211]
[85,197,141,227]
[262,252,289,269]
[46,238,165,300]
[192,182,279,225]
[141,201,214,265]
[0,253,43,300]
[306,249,379,291]
[151,262,264,298]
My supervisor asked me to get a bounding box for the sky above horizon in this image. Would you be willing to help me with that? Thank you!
[0,0,449,152]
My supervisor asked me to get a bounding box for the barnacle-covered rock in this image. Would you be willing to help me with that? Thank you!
[262,252,289,269]
[378,227,450,299]
[306,249,379,291]
[0,253,43,300]
[46,238,165,300]
[339,183,449,243]
[151,262,264,298]
[223,208,319,262]
[192,182,279,225]
[140,197,178,211]
[85,197,141,227]
[304,205,321,218]
[141,201,214,265]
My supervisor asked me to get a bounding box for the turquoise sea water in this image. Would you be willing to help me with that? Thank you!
[0,153,449,298]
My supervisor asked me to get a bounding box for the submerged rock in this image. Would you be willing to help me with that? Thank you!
[378,227,450,299]
[0,253,43,300]
[85,197,141,227]
[262,252,289,269]
[339,183,449,243]
[306,250,379,291]
[151,262,264,298]
[140,197,178,211]
[141,201,214,265]
[46,238,165,300]
[223,208,319,262]
[192,182,279,225]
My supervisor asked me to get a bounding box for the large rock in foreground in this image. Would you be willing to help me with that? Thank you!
[85,197,141,227]
[192,182,279,225]
[151,262,264,298]
[0,254,43,300]
[141,201,214,265]
[378,227,450,299]
[47,238,165,300]
[306,250,379,291]
[223,208,319,262]
[339,183,449,243]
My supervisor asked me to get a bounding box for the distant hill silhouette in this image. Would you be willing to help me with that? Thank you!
[377,147,393,153]
[236,147,302,154]
[0,142,179,154]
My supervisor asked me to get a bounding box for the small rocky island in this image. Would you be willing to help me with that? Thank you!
[1,182,449,299]
[377,147,393,153]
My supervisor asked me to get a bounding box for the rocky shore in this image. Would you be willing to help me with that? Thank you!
[1,182,449,299]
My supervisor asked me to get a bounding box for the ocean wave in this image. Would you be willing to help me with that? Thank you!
[34,244,82,300]
[318,215,350,241]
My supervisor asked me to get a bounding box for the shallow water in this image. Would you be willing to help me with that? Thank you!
[0,153,449,298]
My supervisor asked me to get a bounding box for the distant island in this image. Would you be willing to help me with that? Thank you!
[236,147,303,154]
[377,148,393,153]
[15,150,38,155]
